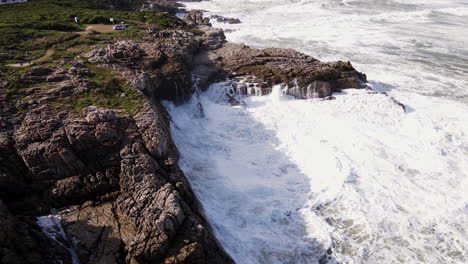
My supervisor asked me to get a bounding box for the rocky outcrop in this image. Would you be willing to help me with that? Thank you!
[210,15,241,24]
[87,38,195,104]
[213,43,367,98]
[0,56,232,263]
[86,24,365,101]
[183,10,212,26]
[87,28,226,104]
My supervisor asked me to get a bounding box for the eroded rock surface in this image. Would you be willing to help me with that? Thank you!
[87,27,226,104]
[0,57,232,263]
[214,43,367,98]
[183,10,212,26]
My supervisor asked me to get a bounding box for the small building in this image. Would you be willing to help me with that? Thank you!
[0,0,28,4]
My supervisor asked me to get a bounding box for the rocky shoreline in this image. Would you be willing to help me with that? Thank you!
[0,1,367,264]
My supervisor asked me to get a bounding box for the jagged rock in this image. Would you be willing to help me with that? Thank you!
[46,74,68,82]
[134,103,179,161]
[183,10,211,26]
[28,67,55,76]
[87,37,200,104]
[87,41,147,69]
[68,66,90,78]
[200,28,226,50]
[214,43,367,98]
[1,87,233,263]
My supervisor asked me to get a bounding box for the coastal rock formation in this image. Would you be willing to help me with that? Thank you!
[0,56,232,263]
[183,10,212,26]
[87,27,226,103]
[214,43,367,98]
[86,26,365,101]
[0,6,369,264]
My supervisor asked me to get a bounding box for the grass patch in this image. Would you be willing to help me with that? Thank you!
[2,67,32,96]
[57,65,143,115]
[0,0,184,63]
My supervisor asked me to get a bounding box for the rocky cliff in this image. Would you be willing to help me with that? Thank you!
[0,5,367,264]
[0,60,232,263]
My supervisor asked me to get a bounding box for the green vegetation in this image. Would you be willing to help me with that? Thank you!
[0,0,183,63]
[3,62,143,115]
[58,65,144,115]
[2,66,32,96]
[0,0,191,116]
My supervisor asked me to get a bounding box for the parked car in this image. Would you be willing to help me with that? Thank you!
[113,24,128,30]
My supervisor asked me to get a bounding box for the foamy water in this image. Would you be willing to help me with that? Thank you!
[37,211,81,264]
[185,0,468,103]
[169,0,468,263]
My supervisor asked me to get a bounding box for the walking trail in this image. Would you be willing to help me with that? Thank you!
[6,48,54,67]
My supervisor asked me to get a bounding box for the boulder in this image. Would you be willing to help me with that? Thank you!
[183,10,211,26]
[210,15,241,24]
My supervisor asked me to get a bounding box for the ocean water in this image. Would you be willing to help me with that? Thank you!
[168,0,468,263]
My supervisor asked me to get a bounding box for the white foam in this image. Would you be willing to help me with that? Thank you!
[167,83,468,263]
[183,0,468,103]
[37,212,81,264]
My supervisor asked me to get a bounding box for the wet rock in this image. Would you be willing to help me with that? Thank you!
[87,39,198,104]
[214,43,367,98]
[134,103,179,161]
[210,15,241,24]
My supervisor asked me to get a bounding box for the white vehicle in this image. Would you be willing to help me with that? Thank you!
[113,24,128,30]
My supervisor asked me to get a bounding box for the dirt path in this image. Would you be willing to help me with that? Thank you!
[6,24,115,67]
[6,48,55,67]
[78,25,115,34]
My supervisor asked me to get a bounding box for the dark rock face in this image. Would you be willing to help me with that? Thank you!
[0,200,59,264]
[214,43,367,98]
